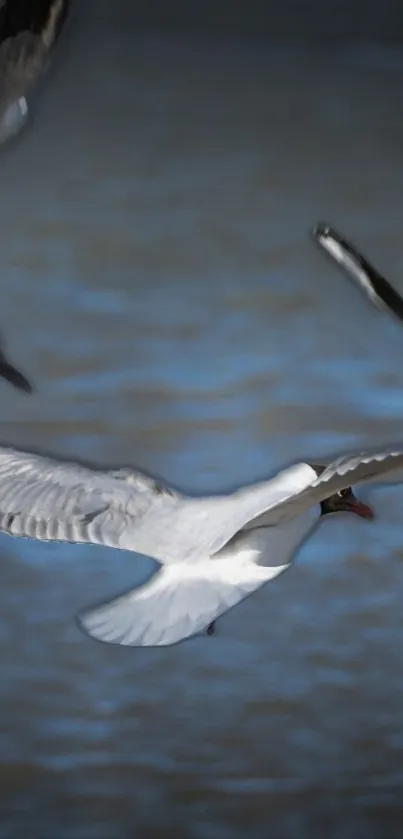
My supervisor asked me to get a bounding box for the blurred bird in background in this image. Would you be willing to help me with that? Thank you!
[0,327,32,393]
[0,0,69,144]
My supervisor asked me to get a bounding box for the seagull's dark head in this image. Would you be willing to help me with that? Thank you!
[320,487,374,520]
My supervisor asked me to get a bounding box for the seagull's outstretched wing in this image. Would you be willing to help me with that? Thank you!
[0,446,181,555]
[0,445,317,564]
[78,559,287,647]
[309,446,403,497]
[312,222,403,323]
[267,445,403,524]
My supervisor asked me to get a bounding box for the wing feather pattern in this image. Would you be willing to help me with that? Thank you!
[263,446,403,525]
[0,446,179,554]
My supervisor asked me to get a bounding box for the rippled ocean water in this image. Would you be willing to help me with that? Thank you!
[2,7,403,837]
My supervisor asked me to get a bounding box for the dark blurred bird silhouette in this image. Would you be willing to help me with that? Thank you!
[312,222,403,323]
[0,0,69,143]
[0,330,32,393]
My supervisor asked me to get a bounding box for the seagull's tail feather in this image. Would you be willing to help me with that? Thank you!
[77,559,288,648]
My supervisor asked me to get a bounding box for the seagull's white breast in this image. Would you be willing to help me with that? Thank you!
[216,504,320,569]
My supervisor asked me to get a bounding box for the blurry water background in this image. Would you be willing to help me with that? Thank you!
[3,1,403,837]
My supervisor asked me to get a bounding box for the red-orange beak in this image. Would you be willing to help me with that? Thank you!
[347,498,375,520]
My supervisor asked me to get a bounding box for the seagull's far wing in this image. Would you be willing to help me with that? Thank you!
[310,447,403,496]
[0,446,179,553]
[270,445,403,521]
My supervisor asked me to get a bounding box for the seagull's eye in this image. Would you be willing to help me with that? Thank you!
[337,489,349,499]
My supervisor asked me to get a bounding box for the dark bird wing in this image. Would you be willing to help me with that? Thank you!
[0,342,32,393]
[312,222,403,323]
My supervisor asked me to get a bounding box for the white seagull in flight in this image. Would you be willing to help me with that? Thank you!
[0,440,402,647]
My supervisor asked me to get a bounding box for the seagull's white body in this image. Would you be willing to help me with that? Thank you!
[99,504,320,648]
[0,443,402,647]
